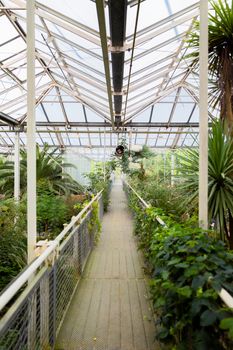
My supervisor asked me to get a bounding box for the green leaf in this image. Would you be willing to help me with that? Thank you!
[168,258,181,266]
[176,286,192,298]
[191,276,206,290]
[200,310,218,327]
[220,317,233,330]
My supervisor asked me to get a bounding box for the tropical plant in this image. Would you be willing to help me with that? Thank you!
[0,157,14,196]
[37,192,69,239]
[85,163,111,211]
[114,138,155,175]
[187,0,233,129]
[150,226,233,349]
[0,144,83,197]
[0,199,27,292]
[129,172,188,222]
[126,189,233,349]
[178,120,233,247]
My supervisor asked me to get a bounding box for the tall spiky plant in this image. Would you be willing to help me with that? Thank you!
[178,120,233,248]
[0,144,83,197]
[187,0,233,129]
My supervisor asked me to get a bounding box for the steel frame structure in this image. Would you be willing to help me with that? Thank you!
[0,0,207,154]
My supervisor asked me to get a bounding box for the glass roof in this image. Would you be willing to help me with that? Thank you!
[0,0,207,158]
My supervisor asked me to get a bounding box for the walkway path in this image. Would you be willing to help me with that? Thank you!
[56,178,157,350]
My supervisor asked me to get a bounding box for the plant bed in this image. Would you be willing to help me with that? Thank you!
[126,189,233,349]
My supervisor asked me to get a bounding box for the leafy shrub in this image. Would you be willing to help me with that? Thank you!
[150,227,233,349]
[128,172,191,223]
[126,189,233,349]
[0,199,27,292]
[37,193,69,239]
[85,164,111,211]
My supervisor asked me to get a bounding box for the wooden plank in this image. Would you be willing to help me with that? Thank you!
[56,278,95,347]
[120,279,134,350]
[108,279,121,349]
[95,279,111,344]
[136,279,158,349]
[128,279,148,349]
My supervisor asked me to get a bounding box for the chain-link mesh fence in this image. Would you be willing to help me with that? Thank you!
[0,195,103,350]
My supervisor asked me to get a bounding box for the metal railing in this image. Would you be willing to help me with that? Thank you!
[0,190,103,350]
[123,179,233,310]
[123,178,166,226]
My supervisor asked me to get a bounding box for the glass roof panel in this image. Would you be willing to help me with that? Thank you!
[36,0,100,31]
[0,0,208,154]
[0,15,19,44]
[0,36,26,61]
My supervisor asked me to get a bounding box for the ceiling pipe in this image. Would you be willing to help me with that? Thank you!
[0,111,19,126]
[108,0,127,127]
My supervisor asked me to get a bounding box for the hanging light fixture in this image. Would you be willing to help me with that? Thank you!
[115,145,124,157]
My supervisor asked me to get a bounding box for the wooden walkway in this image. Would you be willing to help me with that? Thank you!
[56,178,158,350]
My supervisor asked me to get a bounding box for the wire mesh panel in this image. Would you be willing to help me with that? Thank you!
[0,195,103,350]
[0,269,52,350]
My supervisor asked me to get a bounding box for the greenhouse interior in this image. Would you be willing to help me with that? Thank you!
[1,0,233,349]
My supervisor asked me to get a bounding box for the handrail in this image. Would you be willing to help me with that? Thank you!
[0,189,103,311]
[219,288,233,309]
[123,179,233,310]
[123,179,166,226]
[124,179,233,310]
[124,179,150,209]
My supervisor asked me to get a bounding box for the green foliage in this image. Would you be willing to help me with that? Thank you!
[0,144,83,197]
[88,201,101,244]
[150,228,233,349]
[114,137,154,175]
[85,163,111,211]
[37,192,69,239]
[220,318,233,339]
[129,174,187,221]
[127,189,233,349]
[0,199,27,292]
[178,120,233,243]
[186,0,233,125]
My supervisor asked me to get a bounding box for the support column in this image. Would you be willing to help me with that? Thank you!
[27,0,36,263]
[171,152,175,187]
[14,131,20,201]
[103,127,106,182]
[199,0,208,229]
[163,153,166,182]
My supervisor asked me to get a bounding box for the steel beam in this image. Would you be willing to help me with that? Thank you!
[0,121,204,128]
[27,0,37,263]
[127,2,199,40]
[0,111,19,126]
[96,0,115,128]
[14,131,20,201]
[199,1,208,229]
[128,9,198,48]
[0,129,199,134]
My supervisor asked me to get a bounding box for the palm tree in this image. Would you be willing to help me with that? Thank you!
[178,120,233,248]
[0,157,14,196]
[187,0,233,129]
[0,144,83,197]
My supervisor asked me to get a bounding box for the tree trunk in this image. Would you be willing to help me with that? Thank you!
[228,209,233,249]
[220,51,233,133]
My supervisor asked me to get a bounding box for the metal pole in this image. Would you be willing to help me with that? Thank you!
[163,153,166,182]
[199,0,208,229]
[171,152,175,187]
[14,131,20,201]
[103,127,106,182]
[27,0,37,263]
